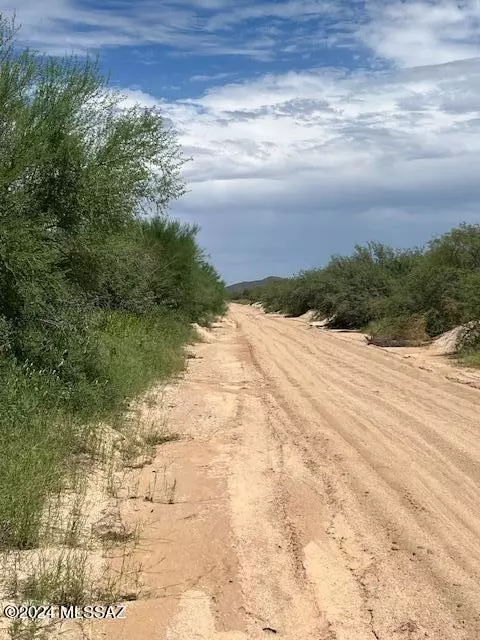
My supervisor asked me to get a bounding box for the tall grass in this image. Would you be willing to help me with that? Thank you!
[0,311,195,550]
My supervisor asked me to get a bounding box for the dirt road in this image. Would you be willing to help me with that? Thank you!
[95,304,480,640]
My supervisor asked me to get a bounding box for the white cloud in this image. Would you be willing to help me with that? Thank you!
[205,0,337,30]
[190,72,234,82]
[3,1,479,69]
[0,0,342,58]
[117,88,162,110]
[162,60,480,183]
[1,0,198,54]
[360,0,480,67]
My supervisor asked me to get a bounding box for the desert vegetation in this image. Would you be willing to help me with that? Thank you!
[234,224,480,363]
[0,10,226,609]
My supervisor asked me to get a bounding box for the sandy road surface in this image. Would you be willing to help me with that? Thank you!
[94,304,480,640]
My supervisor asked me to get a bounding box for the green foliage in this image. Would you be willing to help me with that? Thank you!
[94,310,194,413]
[251,225,480,353]
[407,224,480,335]
[0,15,226,550]
[365,315,429,343]
[456,321,480,367]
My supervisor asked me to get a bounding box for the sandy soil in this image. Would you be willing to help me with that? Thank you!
[91,304,480,640]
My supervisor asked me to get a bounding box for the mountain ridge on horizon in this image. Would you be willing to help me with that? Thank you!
[226,275,284,295]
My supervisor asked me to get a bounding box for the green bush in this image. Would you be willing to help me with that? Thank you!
[365,315,429,342]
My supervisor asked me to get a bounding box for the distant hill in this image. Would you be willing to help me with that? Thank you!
[226,276,284,296]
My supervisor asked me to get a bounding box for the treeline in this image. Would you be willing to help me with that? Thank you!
[236,224,480,353]
[0,16,225,549]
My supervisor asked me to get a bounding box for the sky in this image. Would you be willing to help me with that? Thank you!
[1,1,480,283]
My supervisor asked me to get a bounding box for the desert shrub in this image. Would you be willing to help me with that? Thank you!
[407,224,480,335]
[365,315,429,342]
[0,14,226,549]
[249,224,480,360]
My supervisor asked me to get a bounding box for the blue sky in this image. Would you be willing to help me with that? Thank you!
[1,1,480,283]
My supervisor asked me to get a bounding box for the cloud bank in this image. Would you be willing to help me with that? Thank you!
[166,55,480,280]
[2,0,480,281]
